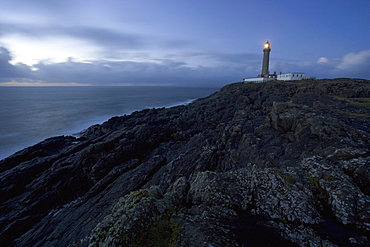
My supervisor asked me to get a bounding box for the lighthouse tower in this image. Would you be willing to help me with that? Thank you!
[243,41,281,83]
[261,41,271,78]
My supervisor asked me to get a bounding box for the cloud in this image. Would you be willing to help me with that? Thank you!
[0,47,246,86]
[0,21,196,66]
[60,26,146,50]
[29,58,245,86]
[317,57,330,64]
[313,49,370,79]
[271,50,370,79]
[0,47,33,81]
[0,47,11,62]
[0,23,145,49]
[163,51,261,72]
[181,51,260,64]
[336,50,370,70]
[2,44,370,88]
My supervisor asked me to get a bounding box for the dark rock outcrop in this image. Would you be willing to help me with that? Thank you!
[0,78,369,247]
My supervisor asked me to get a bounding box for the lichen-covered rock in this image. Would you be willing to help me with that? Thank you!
[267,221,338,247]
[301,156,370,231]
[89,186,179,247]
[88,163,369,246]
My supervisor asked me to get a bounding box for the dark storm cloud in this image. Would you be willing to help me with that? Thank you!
[0,47,15,79]
[0,47,31,81]
[0,47,11,62]
[30,58,243,86]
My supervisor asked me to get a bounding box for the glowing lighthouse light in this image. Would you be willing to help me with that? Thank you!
[261,41,271,77]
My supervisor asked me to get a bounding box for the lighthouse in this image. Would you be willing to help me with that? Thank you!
[261,41,271,78]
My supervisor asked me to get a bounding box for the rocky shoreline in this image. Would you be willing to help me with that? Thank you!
[1,78,369,246]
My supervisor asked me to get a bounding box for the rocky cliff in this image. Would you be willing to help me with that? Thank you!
[0,78,369,247]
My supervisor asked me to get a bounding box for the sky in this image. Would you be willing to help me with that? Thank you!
[0,0,369,87]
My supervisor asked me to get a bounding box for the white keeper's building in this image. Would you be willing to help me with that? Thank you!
[277,72,315,81]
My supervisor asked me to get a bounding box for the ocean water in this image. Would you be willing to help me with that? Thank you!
[0,86,219,160]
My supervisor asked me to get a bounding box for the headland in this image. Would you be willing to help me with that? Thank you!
[0,78,369,246]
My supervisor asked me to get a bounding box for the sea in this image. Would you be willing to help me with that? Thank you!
[0,86,219,160]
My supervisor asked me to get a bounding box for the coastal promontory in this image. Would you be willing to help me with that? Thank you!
[1,78,369,246]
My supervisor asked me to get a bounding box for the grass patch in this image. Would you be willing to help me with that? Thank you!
[338,111,370,118]
[309,177,319,188]
[147,219,181,247]
[351,98,370,108]
[308,177,327,201]
[323,174,337,182]
[284,175,296,184]
[332,96,370,109]
[273,168,282,174]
